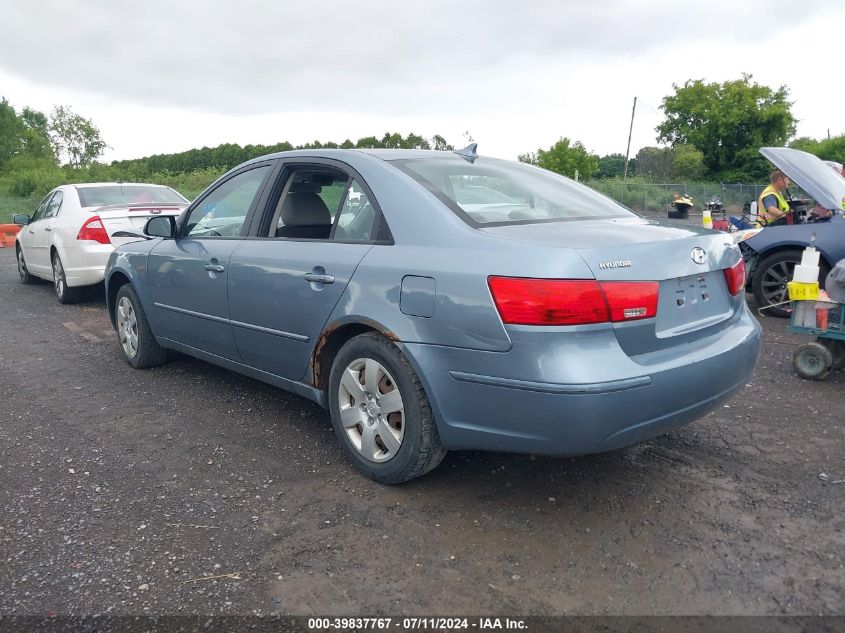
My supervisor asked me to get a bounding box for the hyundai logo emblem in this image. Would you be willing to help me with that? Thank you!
[691,247,707,265]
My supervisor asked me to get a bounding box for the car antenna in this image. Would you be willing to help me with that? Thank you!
[454,143,478,163]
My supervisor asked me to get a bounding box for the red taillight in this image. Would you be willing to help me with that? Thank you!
[76,215,111,245]
[723,259,746,296]
[600,281,659,321]
[487,277,659,326]
[488,277,608,325]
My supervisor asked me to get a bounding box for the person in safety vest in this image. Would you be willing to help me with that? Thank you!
[756,169,791,227]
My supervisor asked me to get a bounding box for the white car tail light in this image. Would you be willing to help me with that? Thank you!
[76,215,111,245]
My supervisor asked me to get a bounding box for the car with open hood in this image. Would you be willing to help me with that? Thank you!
[736,147,845,317]
[103,147,761,483]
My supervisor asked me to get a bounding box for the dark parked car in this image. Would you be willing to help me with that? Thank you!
[738,148,845,317]
[104,147,761,483]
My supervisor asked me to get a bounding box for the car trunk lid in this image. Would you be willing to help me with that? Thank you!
[480,217,744,356]
[87,204,186,247]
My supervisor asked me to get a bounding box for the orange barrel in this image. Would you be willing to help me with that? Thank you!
[0,224,22,248]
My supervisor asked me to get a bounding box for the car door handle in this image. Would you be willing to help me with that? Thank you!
[204,264,225,273]
[28,229,34,234]
[304,273,335,284]
[44,227,52,231]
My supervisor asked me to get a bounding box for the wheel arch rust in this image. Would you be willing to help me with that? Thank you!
[310,317,400,391]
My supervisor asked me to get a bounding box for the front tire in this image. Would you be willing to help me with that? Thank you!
[115,284,170,369]
[52,252,83,304]
[16,246,37,285]
[752,250,830,319]
[328,332,446,484]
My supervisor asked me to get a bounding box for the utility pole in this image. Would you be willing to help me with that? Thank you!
[623,96,637,179]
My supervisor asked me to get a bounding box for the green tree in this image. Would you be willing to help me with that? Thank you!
[19,107,54,160]
[634,144,705,181]
[634,146,673,180]
[0,98,55,177]
[520,137,599,179]
[355,135,381,149]
[656,74,796,181]
[597,153,628,178]
[48,105,108,167]
[669,144,705,180]
[516,151,538,165]
[0,98,25,169]
[430,134,453,151]
[790,134,845,164]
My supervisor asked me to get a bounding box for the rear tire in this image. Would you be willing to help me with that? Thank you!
[792,342,832,381]
[752,250,830,319]
[52,252,83,304]
[328,332,446,484]
[115,284,170,369]
[16,246,37,285]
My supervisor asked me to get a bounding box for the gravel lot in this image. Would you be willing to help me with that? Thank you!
[0,246,843,617]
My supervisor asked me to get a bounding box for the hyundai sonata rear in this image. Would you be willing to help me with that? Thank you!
[388,156,761,458]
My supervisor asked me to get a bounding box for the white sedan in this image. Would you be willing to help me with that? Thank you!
[14,183,188,303]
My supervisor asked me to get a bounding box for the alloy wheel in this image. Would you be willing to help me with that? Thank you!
[53,256,65,297]
[760,260,796,306]
[117,296,139,358]
[337,357,405,463]
[17,250,27,282]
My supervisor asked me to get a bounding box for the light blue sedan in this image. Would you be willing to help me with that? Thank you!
[104,147,761,483]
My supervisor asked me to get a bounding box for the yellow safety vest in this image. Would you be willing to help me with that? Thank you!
[757,185,789,227]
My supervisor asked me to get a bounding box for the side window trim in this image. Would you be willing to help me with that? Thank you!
[178,162,275,239]
[327,176,353,240]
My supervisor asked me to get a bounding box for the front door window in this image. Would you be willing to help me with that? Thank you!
[184,166,270,237]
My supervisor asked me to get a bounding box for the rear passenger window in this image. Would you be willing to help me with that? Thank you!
[45,191,63,218]
[269,169,379,242]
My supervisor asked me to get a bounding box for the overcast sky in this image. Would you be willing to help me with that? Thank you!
[1,0,842,163]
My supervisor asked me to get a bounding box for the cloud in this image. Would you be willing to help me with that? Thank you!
[0,0,838,116]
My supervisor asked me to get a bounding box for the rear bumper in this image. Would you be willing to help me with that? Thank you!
[401,305,761,455]
[61,244,113,287]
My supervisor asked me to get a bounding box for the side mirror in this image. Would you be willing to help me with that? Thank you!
[144,215,176,238]
[12,214,30,226]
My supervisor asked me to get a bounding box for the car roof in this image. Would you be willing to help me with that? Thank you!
[243,148,467,165]
[72,182,173,188]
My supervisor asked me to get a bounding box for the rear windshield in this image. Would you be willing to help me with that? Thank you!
[393,157,634,226]
[77,185,187,207]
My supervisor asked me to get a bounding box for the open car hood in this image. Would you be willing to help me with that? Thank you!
[760,147,845,211]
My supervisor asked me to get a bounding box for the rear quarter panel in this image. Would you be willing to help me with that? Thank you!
[325,236,598,353]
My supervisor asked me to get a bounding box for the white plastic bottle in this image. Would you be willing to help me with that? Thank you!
[793,240,820,284]
[702,209,713,229]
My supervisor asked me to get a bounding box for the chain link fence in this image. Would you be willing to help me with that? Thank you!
[585,181,768,217]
